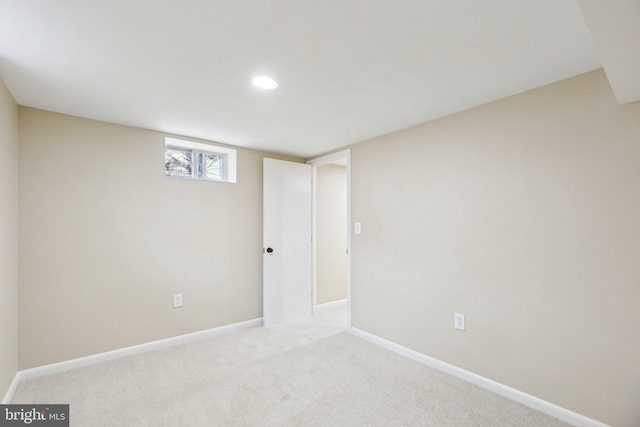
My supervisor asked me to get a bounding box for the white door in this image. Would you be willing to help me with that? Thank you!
[263,158,313,326]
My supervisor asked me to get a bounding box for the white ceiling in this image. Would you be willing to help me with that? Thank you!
[0,1,604,158]
[576,0,640,105]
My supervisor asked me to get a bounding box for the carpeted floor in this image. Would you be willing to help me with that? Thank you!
[12,306,569,426]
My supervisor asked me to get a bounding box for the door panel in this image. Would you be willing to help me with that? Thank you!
[263,159,312,325]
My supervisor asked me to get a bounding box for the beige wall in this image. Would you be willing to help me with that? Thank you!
[316,164,347,304]
[18,108,300,369]
[0,79,19,398]
[350,69,640,427]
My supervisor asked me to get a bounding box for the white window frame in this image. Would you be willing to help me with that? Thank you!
[164,137,237,183]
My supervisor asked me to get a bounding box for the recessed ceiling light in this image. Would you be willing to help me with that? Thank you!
[252,76,278,90]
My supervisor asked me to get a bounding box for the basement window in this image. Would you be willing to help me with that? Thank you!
[164,137,237,183]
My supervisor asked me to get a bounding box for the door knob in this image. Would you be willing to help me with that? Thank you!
[266,247,274,254]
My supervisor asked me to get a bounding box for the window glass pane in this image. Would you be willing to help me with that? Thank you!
[203,152,224,180]
[165,147,192,177]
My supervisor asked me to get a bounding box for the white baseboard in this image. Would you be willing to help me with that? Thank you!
[315,298,347,312]
[3,317,263,403]
[350,327,609,427]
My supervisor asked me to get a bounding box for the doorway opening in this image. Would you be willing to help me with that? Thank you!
[307,149,351,329]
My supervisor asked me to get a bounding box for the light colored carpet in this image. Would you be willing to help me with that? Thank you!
[12,306,569,426]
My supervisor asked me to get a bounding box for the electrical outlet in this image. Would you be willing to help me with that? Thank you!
[454,313,465,331]
[173,293,183,308]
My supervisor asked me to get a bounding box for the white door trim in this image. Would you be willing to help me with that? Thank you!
[307,149,352,330]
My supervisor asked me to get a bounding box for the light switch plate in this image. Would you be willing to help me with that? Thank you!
[354,222,362,234]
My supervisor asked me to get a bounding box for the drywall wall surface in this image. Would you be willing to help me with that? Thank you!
[18,108,300,369]
[0,78,19,398]
[316,164,348,304]
[350,69,640,427]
